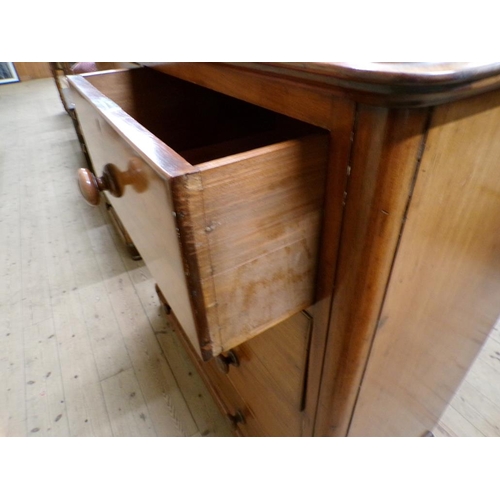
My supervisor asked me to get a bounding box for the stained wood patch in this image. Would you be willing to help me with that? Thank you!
[173,134,328,356]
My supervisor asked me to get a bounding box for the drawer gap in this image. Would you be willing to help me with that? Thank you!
[84,67,324,163]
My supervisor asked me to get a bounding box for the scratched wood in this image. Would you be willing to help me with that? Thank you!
[6,72,500,439]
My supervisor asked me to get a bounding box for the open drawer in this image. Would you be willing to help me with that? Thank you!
[69,67,329,359]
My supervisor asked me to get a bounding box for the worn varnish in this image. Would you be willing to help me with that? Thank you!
[6,70,500,437]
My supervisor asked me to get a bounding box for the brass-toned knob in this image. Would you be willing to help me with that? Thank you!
[77,164,122,206]
[227,410,245,427]
[215,350,240,374]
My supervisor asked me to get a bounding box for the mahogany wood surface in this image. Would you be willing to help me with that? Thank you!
[314,105,431,436]
[300,100,356,435]
[258,63,500,85]
[349,88,500,436]
[145,63,337,129]
[144,62,500,108]
[224,63,500,108]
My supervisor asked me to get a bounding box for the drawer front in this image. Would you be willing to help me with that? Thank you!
[72,87,202,355]
[69,68,328,360]
[164,302,266,436]
[215,311,313,437]
[170,301,313,436]
[202,357,266,437]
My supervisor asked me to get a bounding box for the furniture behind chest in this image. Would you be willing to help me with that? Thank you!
[70,62,500,436]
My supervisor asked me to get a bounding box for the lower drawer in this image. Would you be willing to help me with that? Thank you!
[162,296,266,436]
[161,286,312,436]
[219,311,312,437]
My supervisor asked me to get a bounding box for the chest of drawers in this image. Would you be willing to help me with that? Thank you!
[70,62,500,436]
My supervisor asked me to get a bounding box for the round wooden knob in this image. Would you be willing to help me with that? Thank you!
[215,350,240,374]
[77,164,122,206]
[77,168,103,206]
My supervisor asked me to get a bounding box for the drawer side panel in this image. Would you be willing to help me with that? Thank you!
[173,135,328,354]
[350,87,500,436]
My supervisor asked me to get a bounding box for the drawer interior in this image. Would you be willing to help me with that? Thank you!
[84,67,323,164]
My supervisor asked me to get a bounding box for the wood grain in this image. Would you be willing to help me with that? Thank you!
[223,311,313,436]
[218,63,500,108]
[24,319,70,437]
[173,134,328,355]
[447,380,500,437]
[147,62,337,129]
[349,88,500,436]
[155,328,233,437]
[314,105,431,436]
[100,367,156,437]
[7,70,500,437]
[252,63,500,86]
[51,290,113,437]
[300,97,356,436]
